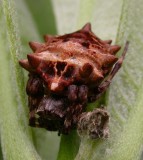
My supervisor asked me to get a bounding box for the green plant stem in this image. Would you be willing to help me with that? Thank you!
[57,131,80,160]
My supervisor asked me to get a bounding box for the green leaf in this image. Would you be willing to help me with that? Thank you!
[31,129,60,160]
[52,0,79,34]
[77,0,123,42]
[76,0,96,28]
[75,0,143,159]
[0,0,41,159]
[24,0,57,35]
[2,0,28,128]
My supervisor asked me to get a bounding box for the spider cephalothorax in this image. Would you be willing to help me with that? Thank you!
[19,23,128,135]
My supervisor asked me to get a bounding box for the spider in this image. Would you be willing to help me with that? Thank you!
[19,23,129,135]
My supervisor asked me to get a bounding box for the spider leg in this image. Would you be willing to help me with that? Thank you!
[63,103,85,134]
[78,85,88,102]
[26,73,44,127]
[67,85,78,102]
[95,41,129,100]
[63,85,88,134]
